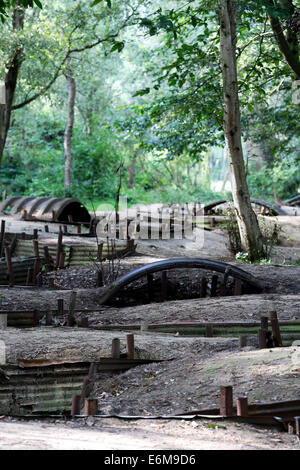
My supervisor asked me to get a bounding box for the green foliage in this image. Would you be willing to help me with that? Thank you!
[0,0,42,22]
[0,0,299,211]
[247,157,300,200]
[228,207,282,263]
[1,109,121,201]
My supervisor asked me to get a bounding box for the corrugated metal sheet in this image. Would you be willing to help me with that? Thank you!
[0,197,91,224]
[0,362,90,415]
[0,257,37,285]
[14,239,135,266]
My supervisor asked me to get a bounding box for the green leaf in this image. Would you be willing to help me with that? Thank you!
[110,41,125,53]
[33,0,42,8]
[132,88,150,97]
[90,0,103,6]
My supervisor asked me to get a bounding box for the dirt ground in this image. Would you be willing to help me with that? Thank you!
[0,416,299,450]
[90,346,300,417]
[0,213,300,450]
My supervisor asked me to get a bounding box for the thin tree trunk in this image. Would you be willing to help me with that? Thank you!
[64,58,76,189]
[0,4,24,168]
[128,153,137,189]
[219,0,264,260]
[267,0,300,79]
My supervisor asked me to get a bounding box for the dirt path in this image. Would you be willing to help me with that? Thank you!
[0,417,298,450]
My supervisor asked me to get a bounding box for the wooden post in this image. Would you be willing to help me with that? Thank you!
[36,272,43,287]
[219,283,226,296]
[33,259,41,284]
[33,309,39,326]
[161,271,167,302]
[57,298,64,316]
[67,291,77,326]
[80,316,89,328]
[205,324,213,337]
[220,267,231,297]
[10,234,17,255]
[147,273,154,303]
[45,312,52,326]
[258,316,268,349]
[84,399,98,416]
[55,231,63,268]
[147,210,151,239]
[33,239,39,258]
[111,338,120,359]
[5,246,14,287]
[210,274,218,297]
[260,316,269,331]
[239,335,248,348]
[295,416,300,438]
[0,219,5,257]
[71,395,81,416]
[270,311,283,347]
[258,329,267,349]
[26,267,33,286]
[236,397,248,417]
[200,276,207,298]
[69,291,77,316]
[140,321,149,332]
[97,243,103,262]
[127,334,135,360]
[220,385,233,417]
[58,252,65,269]
[33,229,38,240]
[43,246,52,268]
[96,270,103,287]
[233,279,243,296]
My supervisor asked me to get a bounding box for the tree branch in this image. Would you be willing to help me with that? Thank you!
[266,0,300,79]
[12,11,137,110]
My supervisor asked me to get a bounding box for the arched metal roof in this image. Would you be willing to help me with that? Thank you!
[0,196,91,223]
[99,257,264,305]
[203,198,287,216]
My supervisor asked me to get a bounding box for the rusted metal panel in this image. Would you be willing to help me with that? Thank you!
[0,257,38,285]
[14,239,135,266]
[0,358,163,416]
[0,362,91,415]
[0,197,91,224]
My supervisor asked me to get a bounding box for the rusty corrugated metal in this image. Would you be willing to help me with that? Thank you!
[0,362,90,415]
[14,239,135,266]
[0,197,91,224]
[0,257,38,285]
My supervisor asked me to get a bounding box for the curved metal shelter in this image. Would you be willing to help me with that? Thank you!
[285,195,300,207]
[203,198,287,216]
[0,196,91,224]
[99,257,264,305]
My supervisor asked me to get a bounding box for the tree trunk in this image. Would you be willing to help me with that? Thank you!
[0,4,24,168]
[267,0,300,80]
[219,0,264,260]
[128,153,137,189]
[64,58,76,189]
